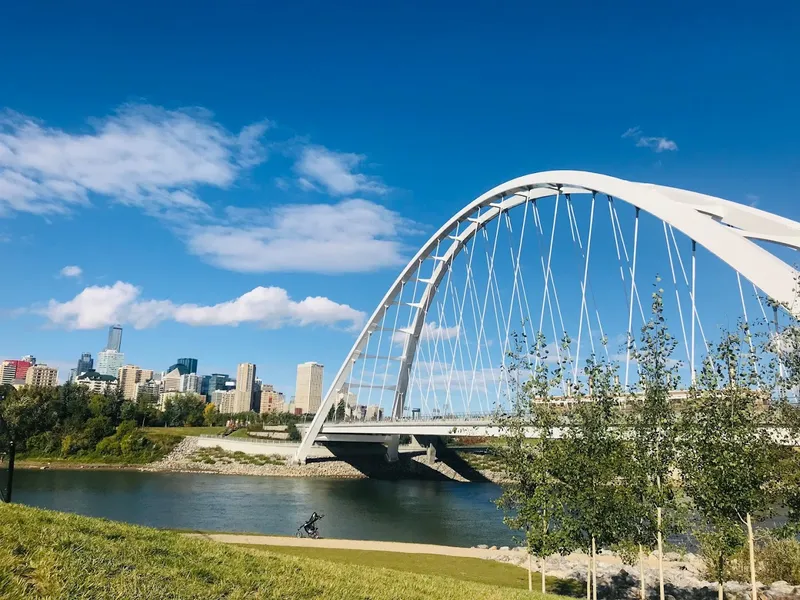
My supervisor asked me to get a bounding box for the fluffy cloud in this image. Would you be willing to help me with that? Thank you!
[36,281,365,331]
[185,198,415,273]
[294,145,388,196]
[0,104,269,215]
[59,265,82,278]
[622,127,678,153]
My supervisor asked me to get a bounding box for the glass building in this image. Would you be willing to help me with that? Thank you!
[176,357,198,374]
[76,352,93,377]
[106,325,123,352]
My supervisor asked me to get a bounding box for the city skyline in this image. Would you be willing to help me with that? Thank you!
[1,3,799,401]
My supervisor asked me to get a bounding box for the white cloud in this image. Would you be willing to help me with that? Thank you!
[622,126,678,153]
[35,281,365,331]
[745,194,760,207]
[0,104,269,216]
[294,145,388,196]
[59,265,82,278]
[185,198,415,273]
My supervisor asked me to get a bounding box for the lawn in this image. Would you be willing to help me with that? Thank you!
[0,504,566,600]
[141,426,225,438]
[243,544,583,596]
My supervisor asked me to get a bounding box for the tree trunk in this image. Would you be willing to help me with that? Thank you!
[718,554,725,600]
[747,513,756,600]
[541,556,546,594]
[639,544,646,600]
[528,552,532,592]
[592,536,598,600]
[657,507,665,600]
[586,556,591,600]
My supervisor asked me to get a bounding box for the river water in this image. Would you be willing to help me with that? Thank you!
[13,469,513,547]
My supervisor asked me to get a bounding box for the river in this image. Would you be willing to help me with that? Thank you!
[13,469,514,547]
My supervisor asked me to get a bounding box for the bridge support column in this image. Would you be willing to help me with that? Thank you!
[426,443,437,465]
[385,435,400,463]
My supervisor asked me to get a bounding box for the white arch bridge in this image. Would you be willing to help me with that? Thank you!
[294,171,800,463]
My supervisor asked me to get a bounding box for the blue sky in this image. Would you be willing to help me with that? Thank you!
[1,1,799,397]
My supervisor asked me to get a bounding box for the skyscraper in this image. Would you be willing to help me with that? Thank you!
[234,363,256,413]
[294,362,324,414]
[176,358,198,374]
[76,352,93,377]
[97,349,125,377]
[106,324,123,352]
[205,373,228,396]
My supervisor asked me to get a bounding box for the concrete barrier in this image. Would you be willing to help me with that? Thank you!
[196,436,334,458]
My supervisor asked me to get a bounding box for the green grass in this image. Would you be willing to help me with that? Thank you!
[243,544,583,596]
[0,504,565,600]
[226,428,252,438]
[141,426,226,438]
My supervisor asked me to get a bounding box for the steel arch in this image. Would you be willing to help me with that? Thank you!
[294,170,800,463]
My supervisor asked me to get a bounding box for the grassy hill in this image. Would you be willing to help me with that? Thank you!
[0,504,563,600]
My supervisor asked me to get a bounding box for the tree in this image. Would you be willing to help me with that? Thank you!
[625,284,681,600]
[203,403,218,426]
[496,333,574,593]
[556,352,634,600]
[678,327,784,600]
[163,394,205,427]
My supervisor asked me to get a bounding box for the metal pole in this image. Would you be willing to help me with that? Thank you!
[3,440,14,503]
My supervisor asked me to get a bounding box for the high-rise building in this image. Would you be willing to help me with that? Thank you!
[1,359,32,384]
[25,364,59,387]
[76,352,93,377]
[176,358,198,374]
[210,389,237,413]
[294,362,324,414]
[179,373,202,394]
[0,361,16,385]
[117,365,155,400]
[106,324,123,352]
[97,350,125,376]
[259,385,286,414]
[161,367,183,392]
[205,373,228,394]
[234,363,256,413]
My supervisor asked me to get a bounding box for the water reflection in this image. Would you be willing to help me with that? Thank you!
[14,470,513,546]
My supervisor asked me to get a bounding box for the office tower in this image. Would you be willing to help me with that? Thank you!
[234,363,256,413]
[106,324,123,351]
[1,359,32,384]
[176,358,198,374]
[117,365,155,400]
[97,349,125,376]
[179,373,202,394]
[25,364,58,387]
[76,352,94,377]
[204,373,228,396]
[161,367,183,393]
[294,362,324,414]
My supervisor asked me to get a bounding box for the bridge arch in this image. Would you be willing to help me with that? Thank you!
[295,170,800,463]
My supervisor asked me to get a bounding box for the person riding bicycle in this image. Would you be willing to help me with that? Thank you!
[299,511,323,538]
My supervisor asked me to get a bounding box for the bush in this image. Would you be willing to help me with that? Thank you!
[703,536,800,585]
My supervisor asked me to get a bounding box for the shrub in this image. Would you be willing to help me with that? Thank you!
[703,536,800,585]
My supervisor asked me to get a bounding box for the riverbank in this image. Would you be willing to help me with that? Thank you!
[197,533,800,600]
[18,433,506,482]
[1,503,552,600]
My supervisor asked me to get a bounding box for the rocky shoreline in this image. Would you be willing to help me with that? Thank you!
[473,545,800,599]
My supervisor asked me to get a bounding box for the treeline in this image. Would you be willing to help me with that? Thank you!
[495,287,800,598]
[0,385,305,463]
